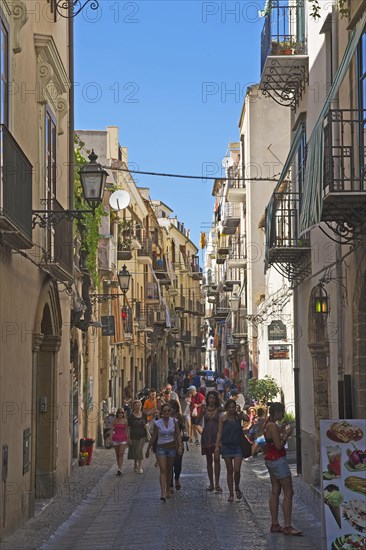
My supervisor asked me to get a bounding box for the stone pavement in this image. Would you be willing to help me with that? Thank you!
[1,445,322,550]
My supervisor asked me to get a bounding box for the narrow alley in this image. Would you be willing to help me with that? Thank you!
[1,445,321,550]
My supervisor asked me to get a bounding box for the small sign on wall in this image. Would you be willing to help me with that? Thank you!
[269,344,290,360]
[268,320,287,341]
[101,316,115,337]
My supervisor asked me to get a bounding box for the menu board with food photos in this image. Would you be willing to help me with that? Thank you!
[320,420,366,550]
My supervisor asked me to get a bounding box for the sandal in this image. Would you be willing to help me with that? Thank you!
[228,494,234,502]
[270,524,283,533]
[282,526,303,536]
[215,485,223,493]
[206,485,214,491]
[235,490,243,500]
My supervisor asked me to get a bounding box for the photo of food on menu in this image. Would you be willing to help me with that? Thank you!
[320,420,366,549]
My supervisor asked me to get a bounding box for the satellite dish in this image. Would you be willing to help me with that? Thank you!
[222,156,234,169]
[109,190,131,211]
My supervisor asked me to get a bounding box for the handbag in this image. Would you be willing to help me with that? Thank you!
[240,431,252,459]
[191,406,198,418]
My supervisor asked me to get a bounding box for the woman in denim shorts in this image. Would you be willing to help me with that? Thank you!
[146,403,183,501]
[264,402,302,536]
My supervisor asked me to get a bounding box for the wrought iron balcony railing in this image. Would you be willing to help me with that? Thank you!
[221,201,241,235]
[146,282,159,301]
[259,1,308,109]
[322,109,366,239]
[0,124,33,248]
[43,199,73,281]
[267,192,311,267]
[227,235,247,268]
[137,237,153,263]
[153,256,171,284]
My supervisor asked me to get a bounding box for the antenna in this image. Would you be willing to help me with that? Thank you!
[109,190,131,211]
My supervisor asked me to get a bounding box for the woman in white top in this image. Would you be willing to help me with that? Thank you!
[146,403,183,501]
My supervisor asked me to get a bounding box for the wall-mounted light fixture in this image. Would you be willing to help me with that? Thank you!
[230,293,240,313]
[55,0,100,19]
[32,150,107,228]
[313,283,330,321]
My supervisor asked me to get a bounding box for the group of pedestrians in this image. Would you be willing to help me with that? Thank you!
[110,379,302,537]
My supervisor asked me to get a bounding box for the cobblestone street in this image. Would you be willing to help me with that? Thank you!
[1,444,322,550]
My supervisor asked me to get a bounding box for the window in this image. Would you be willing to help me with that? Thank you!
[45,110,57,207]
[0,18,9,126]
[297,122,307,195]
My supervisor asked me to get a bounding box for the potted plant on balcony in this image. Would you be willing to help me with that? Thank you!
[278,41,294,55]
[117,219,133,260]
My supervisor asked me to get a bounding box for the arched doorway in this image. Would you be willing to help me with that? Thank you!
[32,281,62,499]
[307,286,330,457]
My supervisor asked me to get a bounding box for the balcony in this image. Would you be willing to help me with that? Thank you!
[184,298,194,314]
[175,295,185,311]
[216,254,226,265]
[227,236,247,269]
[40,200,73,282]
[193,300,204,317]
[227,178,246,204]
[221,201,241,235]
[222,272,241,292]
[259,1,308,109]
[153,256,171,285]
[232,311,248,338]
[322,109,366,236]
[0,124,33,249]
[226,334,240,349]
[217,236,230,255]
[213,297,230,320]
[146,282,160,303]
[189,256,203,280]
[182,330,191,344]
[137,238,153,265]
[154,305,167,326]
[190,335,202,351]
[267,192,311,266]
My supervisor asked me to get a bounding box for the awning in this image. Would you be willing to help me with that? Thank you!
[299,9,366,234]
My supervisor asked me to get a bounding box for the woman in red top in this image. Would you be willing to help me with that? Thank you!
[112,408,128,476]
[264,402,302,536]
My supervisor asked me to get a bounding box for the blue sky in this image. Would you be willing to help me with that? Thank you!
[75,1,265,251]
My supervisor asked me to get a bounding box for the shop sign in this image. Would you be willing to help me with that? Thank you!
[268,320,287,341]
[320,419,366,549]
[269,344,290,360]
[101,315,115,336]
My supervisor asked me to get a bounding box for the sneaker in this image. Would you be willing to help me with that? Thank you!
[138,468,144,474]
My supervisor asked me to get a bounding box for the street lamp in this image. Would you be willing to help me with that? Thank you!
[79,150,108,212]
[32,150,107,228]
[118,265,131,295]
[230,293,240,313]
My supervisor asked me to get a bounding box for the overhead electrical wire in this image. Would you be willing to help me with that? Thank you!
[104,165,281,182]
